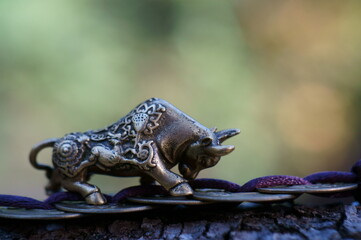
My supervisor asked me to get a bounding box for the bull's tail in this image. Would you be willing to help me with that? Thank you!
[29,138,58,180]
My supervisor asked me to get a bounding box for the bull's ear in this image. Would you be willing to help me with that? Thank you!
[210,127,217,133]
[215,129,240,143]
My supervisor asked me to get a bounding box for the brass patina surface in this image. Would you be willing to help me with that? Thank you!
[30,98,240,205]
[257,183,357,194]
[0,206,84,220]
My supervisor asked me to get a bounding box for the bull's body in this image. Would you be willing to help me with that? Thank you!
[30,98,239,205]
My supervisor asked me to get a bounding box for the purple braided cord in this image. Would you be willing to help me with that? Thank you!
[43,192,83,206]
[239,175,311,192]
[0,194,53,210]
[304,171,358,184]
[0,192,114,209]
[112,185,168,203]
[189,178,242,192]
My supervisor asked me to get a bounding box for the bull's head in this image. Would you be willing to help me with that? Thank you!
[179,128,240,180]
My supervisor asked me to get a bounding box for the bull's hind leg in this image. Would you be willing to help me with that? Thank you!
[45,169,62,195]
[61,173,107,205]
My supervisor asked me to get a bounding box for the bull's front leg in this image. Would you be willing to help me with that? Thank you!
[145,149,193,196]
[61,171,107,205]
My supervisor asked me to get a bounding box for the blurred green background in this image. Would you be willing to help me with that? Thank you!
[1,0,361,199]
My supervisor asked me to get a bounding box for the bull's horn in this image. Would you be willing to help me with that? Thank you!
[215,129,240,143]
[205,145,235,156]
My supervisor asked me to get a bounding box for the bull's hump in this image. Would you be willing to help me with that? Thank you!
[148,98,210,134]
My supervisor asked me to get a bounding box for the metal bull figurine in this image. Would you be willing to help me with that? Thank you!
[29,98,240,205]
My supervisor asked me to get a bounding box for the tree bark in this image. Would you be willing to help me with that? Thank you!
[0,203,361,239]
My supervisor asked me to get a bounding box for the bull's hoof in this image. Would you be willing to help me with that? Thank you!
[85,192,107,205]
[169,182,193,196]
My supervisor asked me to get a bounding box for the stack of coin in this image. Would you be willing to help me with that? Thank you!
[0,183,357,219]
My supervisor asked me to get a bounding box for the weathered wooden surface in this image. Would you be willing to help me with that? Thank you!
[0,203,361,240]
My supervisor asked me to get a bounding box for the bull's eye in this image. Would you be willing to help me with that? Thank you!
[200,137,212,146]
[200,156,210,166]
